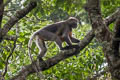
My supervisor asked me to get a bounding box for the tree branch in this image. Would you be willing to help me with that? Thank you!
[3,36,17,77]
[4,35,16,41]
[104,8,120,26]
[10,30,94,80]
[0,1,37,42]
[111,17,120,55]
[85,0,120,79]
[3,23,19,77]
[85,0,112,42]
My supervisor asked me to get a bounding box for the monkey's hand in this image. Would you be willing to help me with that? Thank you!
[70,37,80,43]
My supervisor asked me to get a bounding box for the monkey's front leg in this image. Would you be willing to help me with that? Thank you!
[55,36,63,50]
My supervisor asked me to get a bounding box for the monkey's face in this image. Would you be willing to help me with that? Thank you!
[67,17,78,28]
[71,21,78,28]
[68,20,78,28]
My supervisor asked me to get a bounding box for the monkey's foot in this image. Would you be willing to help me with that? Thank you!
[62,45,79,50]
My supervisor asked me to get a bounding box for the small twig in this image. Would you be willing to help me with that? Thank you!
[4,35,16,41]
[3,36,17,76]
[3,23,19,77]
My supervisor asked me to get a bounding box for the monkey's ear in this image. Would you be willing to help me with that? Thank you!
[62,45,79,50]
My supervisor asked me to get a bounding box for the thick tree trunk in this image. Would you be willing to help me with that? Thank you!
[85,0,120,79]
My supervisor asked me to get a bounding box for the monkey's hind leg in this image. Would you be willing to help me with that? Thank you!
[38,30,63,50]
[35,36,47,58]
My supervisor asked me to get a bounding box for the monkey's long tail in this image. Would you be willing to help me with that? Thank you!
[28,33,35,62]
[28,34,44,79]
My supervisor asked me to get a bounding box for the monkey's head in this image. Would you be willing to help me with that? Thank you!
[67,17,78,28]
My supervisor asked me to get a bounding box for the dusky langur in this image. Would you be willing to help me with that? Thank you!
[28,17,80,58]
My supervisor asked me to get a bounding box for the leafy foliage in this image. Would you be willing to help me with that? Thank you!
[0,0,119,79]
